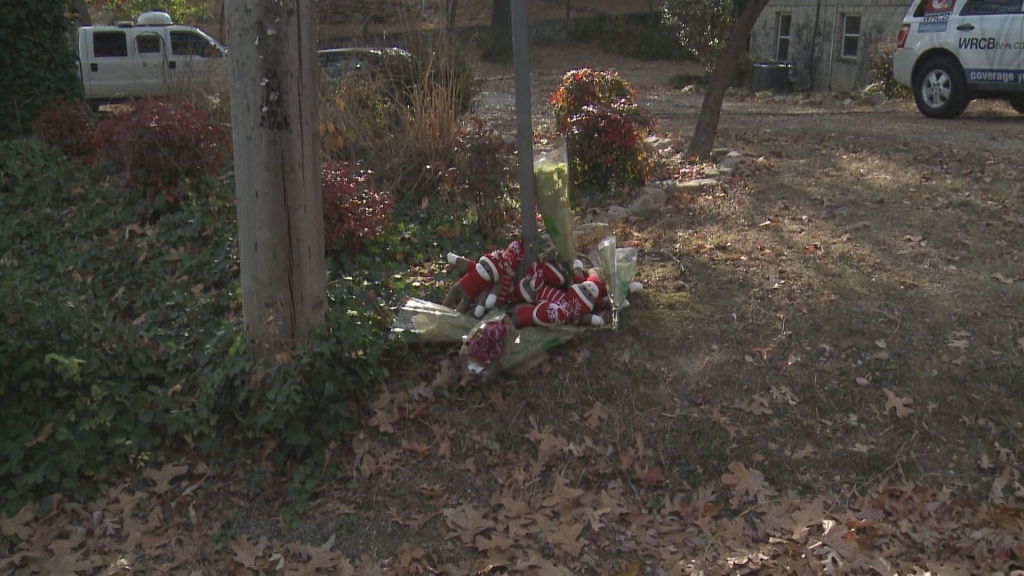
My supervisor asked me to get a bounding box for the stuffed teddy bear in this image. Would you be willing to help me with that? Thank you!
[443,239,523,317]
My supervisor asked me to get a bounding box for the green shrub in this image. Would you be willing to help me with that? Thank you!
[0,138,389,512]
[663,0,737,74]
[435,122,520,238]
[570,13,691,61]
[868,36,911,99]
[551,69,653,194]
[0,0,82,139]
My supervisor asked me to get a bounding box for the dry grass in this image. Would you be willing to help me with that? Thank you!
[165,68,232,127]
[318,31,478,200]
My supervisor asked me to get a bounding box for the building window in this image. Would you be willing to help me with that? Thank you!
[841,14,861,59]
[776,13,792,61]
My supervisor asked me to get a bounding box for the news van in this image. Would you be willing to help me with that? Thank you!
[76,11,227,105]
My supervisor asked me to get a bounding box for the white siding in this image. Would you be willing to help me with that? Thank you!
[750,0,911,92]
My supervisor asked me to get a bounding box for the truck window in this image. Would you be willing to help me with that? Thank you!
[171,32,208,56]
[961,0,1024,15]
[136,34,162,54]
[94,31,128,58]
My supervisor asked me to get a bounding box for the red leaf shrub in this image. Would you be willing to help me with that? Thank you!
[435,121,519,236]
[30,100,96,159]
[94,99,229,208]
[550,69,654,192]
[321,161,394,255]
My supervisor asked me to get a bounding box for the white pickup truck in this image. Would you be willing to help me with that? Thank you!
[77,11,228,105]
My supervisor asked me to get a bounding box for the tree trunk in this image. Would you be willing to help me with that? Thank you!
[686,0,769,159]
[226,0,327,343]
[445,0,458,31]
[488,0,513,61]
[72,0,91,26]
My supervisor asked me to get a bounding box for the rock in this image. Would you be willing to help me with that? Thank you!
[655,180,682,194]
[862,93,887,106]
[842,98,854,106]
[573,222,613,253]
[701,166,723,178]
[628,186,668,215]
[720,151,743,171]
[595,205,631,225]
[643,136,678,155]
[677,178,718,191]
[627,195,657,215]
[711,148,731,161]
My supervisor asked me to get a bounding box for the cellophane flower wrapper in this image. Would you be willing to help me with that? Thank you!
[461,314,583,382]
[534,143,575,271]
[595,236,639,329]
[392,297,479,343]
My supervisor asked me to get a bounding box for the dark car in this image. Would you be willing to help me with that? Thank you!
[316,47,416,83]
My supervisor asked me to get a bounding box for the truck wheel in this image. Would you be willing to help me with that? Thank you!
[1008,98,1024,115]
[913,56,968,119]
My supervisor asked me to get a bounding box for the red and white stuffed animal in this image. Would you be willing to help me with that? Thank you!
[510,279,605,328]
[443,239,523,317]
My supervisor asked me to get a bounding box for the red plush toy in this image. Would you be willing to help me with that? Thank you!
[443,239,523,317]
[510,279,605,328]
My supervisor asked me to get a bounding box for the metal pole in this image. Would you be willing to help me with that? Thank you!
[511,0,539,267]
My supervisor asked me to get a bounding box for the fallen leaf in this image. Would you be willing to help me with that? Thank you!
[721,461,775,506]
[474,530,514,552]
[397,542,427,568]
[24,422,54,447]
[442,504,494,545]
[737,395,772,415]
[542,475,585,509]
[792,444,816,460]
[419,483,446,498]
[583,402,608,430]
[0,503,34,540]
[142,463,189,495]
[855,377,870,387]
[642,467,666,488]
[230,535,269,570]
[617,562,643,576]
[947,338,969,351]
[991,272,1014,285]
[883,388,914,419]
[546,522,585,557]
[368,405,400,434]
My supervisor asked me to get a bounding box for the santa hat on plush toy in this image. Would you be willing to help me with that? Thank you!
[476,255,501,282]
[527,261,567,290]
[482,239,522,277]
[566,280,599,315]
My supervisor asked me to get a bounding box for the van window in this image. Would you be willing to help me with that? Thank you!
[136,34,162,54]
[94,31,128,58]
[171,32,209,56]
[961,0,1024,15]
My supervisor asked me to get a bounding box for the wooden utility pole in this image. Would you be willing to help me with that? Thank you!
[226,0,326,343]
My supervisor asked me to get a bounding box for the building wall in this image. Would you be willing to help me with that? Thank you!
[750,0,910,93]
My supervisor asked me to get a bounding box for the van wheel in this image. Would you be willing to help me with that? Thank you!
[1008,98,1024,115]
[913,56,968,119]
